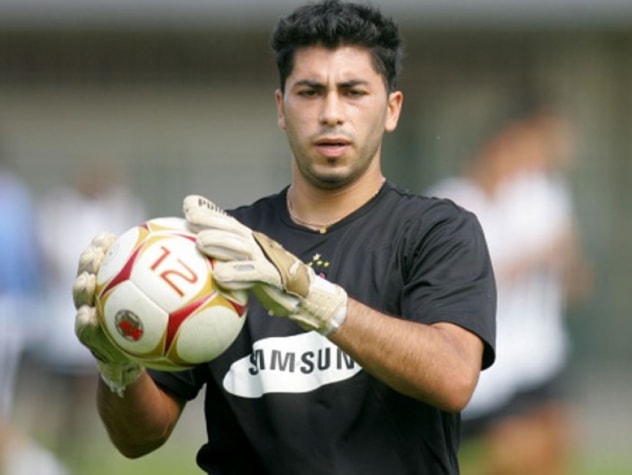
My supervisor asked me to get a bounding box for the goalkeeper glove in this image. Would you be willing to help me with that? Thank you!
[183,195,348,336]
[73,232,142,396]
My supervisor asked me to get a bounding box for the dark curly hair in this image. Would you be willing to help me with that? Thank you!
[271,0,403,93]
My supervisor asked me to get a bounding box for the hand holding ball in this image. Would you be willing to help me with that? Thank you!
[95,217,248,371]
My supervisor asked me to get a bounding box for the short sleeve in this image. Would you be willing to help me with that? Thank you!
[401,200,496,369]
[148,364,209,401]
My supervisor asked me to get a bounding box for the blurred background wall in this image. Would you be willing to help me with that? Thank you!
[1,0,630,472]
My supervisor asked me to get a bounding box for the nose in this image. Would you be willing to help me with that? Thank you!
[319,92,344,127]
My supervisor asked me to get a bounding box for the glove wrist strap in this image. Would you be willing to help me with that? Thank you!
[297,276,348,335]
[97,361,142,397]
[320,304,348,336]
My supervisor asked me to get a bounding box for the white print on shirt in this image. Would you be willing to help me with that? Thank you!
[222,331,361,398]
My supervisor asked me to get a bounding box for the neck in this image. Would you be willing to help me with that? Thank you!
[286,176,385,233]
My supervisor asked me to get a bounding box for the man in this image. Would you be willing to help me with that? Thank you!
[73,1,496,473]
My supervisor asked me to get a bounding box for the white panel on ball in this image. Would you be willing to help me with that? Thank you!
[101,280,168,356]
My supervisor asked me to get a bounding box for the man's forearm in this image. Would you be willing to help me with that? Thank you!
[97,370,183,458]
[328,298,483,412]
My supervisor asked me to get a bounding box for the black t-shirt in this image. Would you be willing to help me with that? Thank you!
[149,182,496,475]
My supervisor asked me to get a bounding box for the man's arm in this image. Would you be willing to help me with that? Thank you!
[330,298,483,412]
[97,371,184,458]
[73,233,185,458]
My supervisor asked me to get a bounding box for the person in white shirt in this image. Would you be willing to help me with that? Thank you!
[430,103,591,475]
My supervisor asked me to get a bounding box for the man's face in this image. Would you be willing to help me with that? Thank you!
[275,45,402,189]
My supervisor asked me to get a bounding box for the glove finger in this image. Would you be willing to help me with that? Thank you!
[213,279,253,291]
[75,304,100,342]
[73,271,97,309]
[75,305,111,362]
[212,261,259,289]
[183,195,227,231]
[213,260,281,288]
[197,229,256,261]
[183,194,227,217]
[75,305,128,364]
[187,209,251,238]
[183,195,251,238]
[77,245,104,275]
[76,232,117,275]
[92,231,118,252]
[252,284,299,316]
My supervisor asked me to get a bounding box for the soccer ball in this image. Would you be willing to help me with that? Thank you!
[95,217,248,371]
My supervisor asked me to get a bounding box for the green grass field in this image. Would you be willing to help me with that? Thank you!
[56,434,632,475]
[64,447,632,475]
[14,354,632,474]
[14,370,632,475]
[57,407,205,475]
[68,442,201,475]
[17,403,632,475]
[458,438,632,475]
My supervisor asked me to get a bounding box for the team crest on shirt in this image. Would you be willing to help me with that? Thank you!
[308,253,330,278]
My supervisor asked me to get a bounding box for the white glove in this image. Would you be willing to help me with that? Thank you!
[73,233,142,396]
[183,195,348,336]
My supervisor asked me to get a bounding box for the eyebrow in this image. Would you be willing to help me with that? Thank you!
[293,79,370,89]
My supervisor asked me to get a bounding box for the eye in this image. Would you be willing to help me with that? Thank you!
[297,89,320,97]
[344,88,367,98]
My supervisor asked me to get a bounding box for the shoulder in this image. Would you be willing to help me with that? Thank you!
[359,184,487,271]
[380,182,481,236]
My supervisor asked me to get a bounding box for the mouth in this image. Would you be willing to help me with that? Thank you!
[314,137,351,158]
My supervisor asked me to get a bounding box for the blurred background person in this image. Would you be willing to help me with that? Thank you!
[429,98,592,475]
[0,152,68,475]
[23,159,147,464]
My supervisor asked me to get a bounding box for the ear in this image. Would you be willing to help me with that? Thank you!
[385,91,403,133]
[275,89,287,130]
